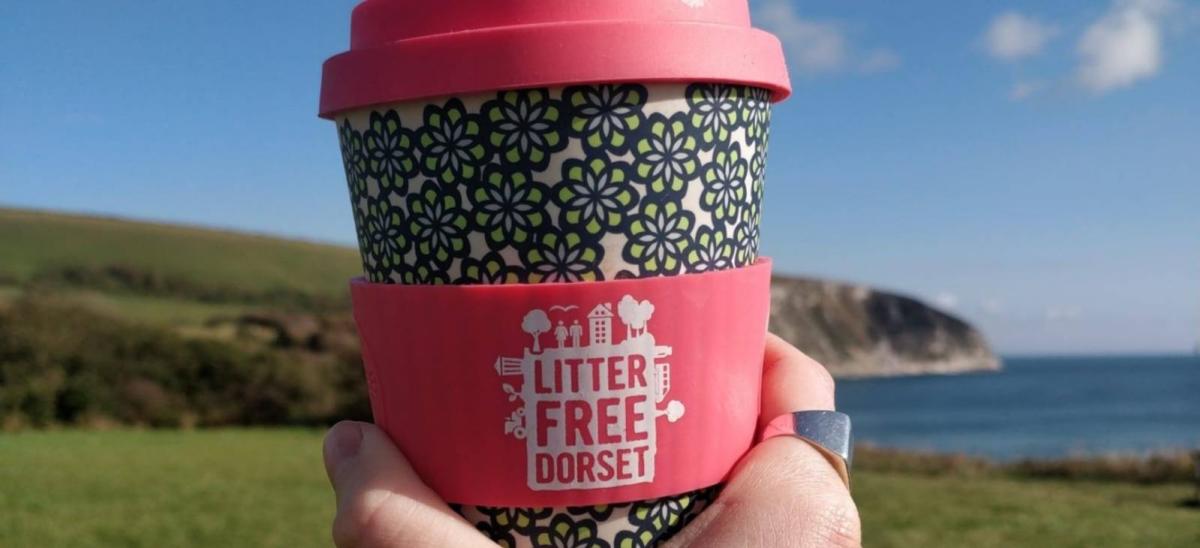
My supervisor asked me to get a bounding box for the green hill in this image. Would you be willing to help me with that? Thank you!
[0,208,372,429]
[0,207,362,314]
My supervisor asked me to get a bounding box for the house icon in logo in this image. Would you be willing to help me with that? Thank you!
[587,303,613,346]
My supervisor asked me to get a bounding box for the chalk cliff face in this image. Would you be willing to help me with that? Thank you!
[769,276,1000,378]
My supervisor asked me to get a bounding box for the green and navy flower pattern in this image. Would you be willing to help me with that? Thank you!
[365,192,409,278]
[700,142,748,224]
[407,179,469,270]
[566,504,617,523]
[484,89,567,170]
[623,201,694,276]
[418,99,488,184]
[740,86,772,146]
[339,83,770,284]
[456,485,720,548]
[733,221,757,267]
[457,251,524,285]
[340,119,369,197]
[685,224,734,273]
[531,514,608,548]
[524,231,603,283]
[400,262,450,286]
[337,84,770,546]
[565,84,646,154]
[471,164,550,250]
[747,148,766,228]
[686,83,740,149]
[475,520,518,548]
[633,112,700,197]
[627,494,693,532]
[479,505,554,537]
[555,157,639,236]
[364,110,417,189]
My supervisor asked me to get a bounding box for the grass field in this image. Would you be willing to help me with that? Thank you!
[0,207,360,300]
[0,430,330,548]
[11,289,257,325]
[2,430,1197,548]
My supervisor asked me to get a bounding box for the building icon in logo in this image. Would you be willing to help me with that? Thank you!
[588,303,613,346]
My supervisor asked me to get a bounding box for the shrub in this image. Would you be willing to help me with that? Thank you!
[0,296,369,429]
[1009,453,1194,484]
[28,264,348,311]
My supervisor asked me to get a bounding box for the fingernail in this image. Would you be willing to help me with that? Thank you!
[325,421,364,472]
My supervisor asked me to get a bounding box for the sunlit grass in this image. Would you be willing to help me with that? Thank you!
[0,207,360,299]
[0,429,332,548]
[855,471,1199,547]
[0,288,256,325]
[2,430,1197,547]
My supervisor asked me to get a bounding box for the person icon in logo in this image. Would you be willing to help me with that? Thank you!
[569,320,583,347]
[554,320,568,348]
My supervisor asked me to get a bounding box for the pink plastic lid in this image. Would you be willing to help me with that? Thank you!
[319,0,791,119]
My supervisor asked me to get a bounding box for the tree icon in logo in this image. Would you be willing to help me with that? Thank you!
[617,295,655,340]
[522,309,551,352]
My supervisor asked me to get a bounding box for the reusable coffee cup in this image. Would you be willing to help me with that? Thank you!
[321,1,789,545]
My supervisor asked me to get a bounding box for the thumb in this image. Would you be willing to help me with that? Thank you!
[323,421,494,548]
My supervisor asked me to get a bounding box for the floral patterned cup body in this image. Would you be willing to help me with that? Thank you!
[336,82,772,547]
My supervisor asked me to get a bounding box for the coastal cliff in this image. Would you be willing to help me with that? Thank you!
[770,276,1000,378]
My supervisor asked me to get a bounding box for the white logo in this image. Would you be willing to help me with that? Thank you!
[495,295,685,491]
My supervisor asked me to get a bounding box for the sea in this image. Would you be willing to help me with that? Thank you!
[836,355,1200,460]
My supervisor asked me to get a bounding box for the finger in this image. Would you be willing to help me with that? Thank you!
[323,421,494,548]
[758,333,836,431]
[669,439,861,548]
[757,334,849,484]
[665,337,861,547]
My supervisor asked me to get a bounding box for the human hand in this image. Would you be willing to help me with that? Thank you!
[322,333,861,547]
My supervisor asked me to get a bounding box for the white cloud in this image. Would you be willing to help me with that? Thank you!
[979,298,1005,316]
[754,0,845,72]
[859,49,902,73]
[753,0,898,75]
[984,12,1058,61]
[934,292,959,310]
[1076,0,1172,92]
[1009,80,1044,101]
[1044,305,1083,321]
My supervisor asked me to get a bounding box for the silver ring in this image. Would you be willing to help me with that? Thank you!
[789,410,853,471]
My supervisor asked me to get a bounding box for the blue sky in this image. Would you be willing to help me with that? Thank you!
[2,1,1197,355]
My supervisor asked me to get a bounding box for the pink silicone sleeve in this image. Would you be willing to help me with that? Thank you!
[351,259,772,507]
